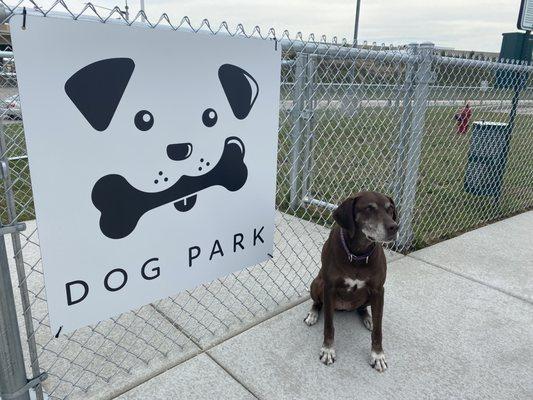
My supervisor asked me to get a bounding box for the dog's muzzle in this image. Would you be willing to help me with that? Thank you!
[92,136,248,239]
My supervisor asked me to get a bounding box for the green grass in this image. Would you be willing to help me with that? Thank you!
[1,105,532,251]
[276,105,533,251]
[0,122,34,224]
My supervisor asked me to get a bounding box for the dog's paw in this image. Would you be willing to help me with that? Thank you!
[363,314,373,331]
[370,351,387,372]
[319,346,336,365]
[304,310,318,326]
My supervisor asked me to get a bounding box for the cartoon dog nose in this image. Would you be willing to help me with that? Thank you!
[167,143,193,161]
[225,137,245,156]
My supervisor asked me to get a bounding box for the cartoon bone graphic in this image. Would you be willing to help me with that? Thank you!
[91,137,247,239]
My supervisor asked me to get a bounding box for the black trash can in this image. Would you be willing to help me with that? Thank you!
[464,121,510,197]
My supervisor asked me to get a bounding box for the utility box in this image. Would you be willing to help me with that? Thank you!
[495,32,533,89]
[464,121,510,197]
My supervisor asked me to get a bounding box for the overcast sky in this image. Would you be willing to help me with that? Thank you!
[53,0,520,52]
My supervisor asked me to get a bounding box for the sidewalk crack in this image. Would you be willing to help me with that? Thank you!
[407,255,532,305]
[206,353,262,400]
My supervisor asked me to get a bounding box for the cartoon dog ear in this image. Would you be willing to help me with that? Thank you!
[218,64,259,120]
[65,58,135,132]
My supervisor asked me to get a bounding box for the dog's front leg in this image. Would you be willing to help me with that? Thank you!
[369,288,387,372]
[320,283,336,365]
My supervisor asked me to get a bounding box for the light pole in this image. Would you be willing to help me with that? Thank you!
[353,0,361,45]
[350,0,362,108]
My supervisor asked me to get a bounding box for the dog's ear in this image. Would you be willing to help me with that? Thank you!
[65,58,135,132]
[333,197,357,237]
[387,196,398,222]
[218,64,259,120]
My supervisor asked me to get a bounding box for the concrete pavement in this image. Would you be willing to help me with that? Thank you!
[410,211,533,302]
[116,211,533,400]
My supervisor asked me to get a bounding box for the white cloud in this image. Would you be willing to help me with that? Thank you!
[47,0,520,52]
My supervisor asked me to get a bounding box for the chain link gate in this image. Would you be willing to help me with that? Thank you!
[0,2,532,399]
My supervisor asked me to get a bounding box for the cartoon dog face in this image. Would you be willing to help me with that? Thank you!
[64,58,259,239]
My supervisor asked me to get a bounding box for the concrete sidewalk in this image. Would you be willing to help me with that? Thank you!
[116,211,533,400]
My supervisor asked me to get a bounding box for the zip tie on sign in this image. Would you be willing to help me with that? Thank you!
[55,326,63,338]
[22,7,27,30]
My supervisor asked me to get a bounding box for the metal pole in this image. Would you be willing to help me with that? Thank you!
[0,3,33,387]
[300,55,316,201]
[508,31,530,134]
[0,124,44,400]
[396,42,434,250]
[496,30,530,203]
[0,225,30,400]
[391,44,417,205]
[289,53,308,210]
[140,0,146,23]
[353,0,361,45]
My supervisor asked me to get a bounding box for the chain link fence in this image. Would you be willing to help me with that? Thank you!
[0,1,531,399]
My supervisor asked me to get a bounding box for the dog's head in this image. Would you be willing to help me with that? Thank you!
[333,191,398,242]
[64,57,259,238]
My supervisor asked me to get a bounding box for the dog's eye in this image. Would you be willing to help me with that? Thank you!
[202,108,218,127]
[135,110,154,131]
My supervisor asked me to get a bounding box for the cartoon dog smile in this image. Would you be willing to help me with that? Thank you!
[64,58,259,239]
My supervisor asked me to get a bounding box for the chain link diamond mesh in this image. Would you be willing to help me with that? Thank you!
[0,2,531,399]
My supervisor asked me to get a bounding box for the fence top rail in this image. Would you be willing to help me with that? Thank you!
[2,3,533,74]
[435,54,533,72]
[283,40,533,73]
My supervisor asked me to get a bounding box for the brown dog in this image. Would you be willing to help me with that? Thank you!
[304,191,398,372]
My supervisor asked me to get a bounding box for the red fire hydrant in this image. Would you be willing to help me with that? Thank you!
[455,103,472,134]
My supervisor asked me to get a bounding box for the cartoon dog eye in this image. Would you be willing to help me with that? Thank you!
[64,59,260,133]
[202,108,218,127]
[134,110,154,131]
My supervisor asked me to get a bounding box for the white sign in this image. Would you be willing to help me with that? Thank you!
[11,15,280,333]
[518,0,533,30]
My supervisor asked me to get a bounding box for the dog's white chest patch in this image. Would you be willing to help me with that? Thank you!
[344,278,366,290]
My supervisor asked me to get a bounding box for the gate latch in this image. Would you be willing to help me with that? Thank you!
[0,222,26,236]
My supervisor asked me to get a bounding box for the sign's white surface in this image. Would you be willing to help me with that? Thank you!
[11,15,280,333]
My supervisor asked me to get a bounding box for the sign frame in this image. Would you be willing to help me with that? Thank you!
[518,0,533,31]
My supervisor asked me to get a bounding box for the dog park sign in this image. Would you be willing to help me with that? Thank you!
[11,14,280,334]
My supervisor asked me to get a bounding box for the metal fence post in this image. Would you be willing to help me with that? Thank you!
[289,52,308,210]
[391,43,417,204]
[396,42,434,250]
[300,54,316,201]
[0,223,30,400]
[0,116,45,400]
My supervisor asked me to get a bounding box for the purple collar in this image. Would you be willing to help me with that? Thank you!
[339,228,376,264]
